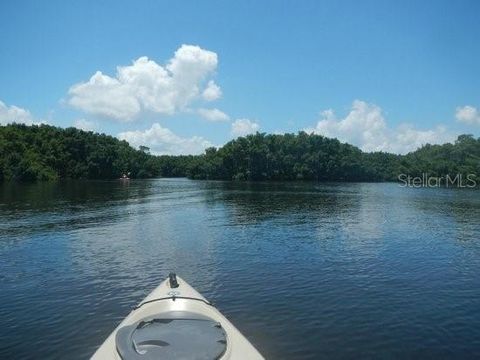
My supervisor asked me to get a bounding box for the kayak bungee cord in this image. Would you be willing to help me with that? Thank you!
[133,295,213,310]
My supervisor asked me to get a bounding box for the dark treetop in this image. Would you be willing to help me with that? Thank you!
[1,124,479,182]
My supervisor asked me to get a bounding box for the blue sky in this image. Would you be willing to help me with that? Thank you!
[1,0,480,154]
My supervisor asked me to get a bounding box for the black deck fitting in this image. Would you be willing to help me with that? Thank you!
[169,272,179,288]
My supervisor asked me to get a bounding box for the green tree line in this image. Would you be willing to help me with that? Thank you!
[187,132,401,181]
[1,124,479,182]
[0,124,160,181]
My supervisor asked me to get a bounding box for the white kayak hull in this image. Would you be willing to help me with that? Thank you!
[91,274,264,359]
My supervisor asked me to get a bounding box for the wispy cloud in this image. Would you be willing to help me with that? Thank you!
[73,118,97,131]
[231,118,260,137]
[456,105,480,125]
[0,100,43,125]
[197,108,230,122]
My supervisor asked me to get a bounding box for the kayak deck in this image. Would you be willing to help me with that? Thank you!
[91,274,264,359]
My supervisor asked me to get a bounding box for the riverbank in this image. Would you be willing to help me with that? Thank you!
[1,124,479,183]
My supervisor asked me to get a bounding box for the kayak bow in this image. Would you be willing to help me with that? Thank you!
[91,273,264,360]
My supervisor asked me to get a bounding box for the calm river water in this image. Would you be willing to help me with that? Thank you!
[1,179,480,359]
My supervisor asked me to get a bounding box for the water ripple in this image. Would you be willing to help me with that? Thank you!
[0,180,479,359]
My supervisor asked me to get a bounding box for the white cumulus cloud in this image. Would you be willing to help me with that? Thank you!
[0,100,36,125]
[68,45,220,121]
[231,118,260,137]
[197,108,230,122]
[202,80,222,101]
[68,71,140,121]
[118,123,213,155]
[73,119,97,131]
[456,105,480,125]
[306,100,455,154]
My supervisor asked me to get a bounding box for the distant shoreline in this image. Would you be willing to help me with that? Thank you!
[1,124,479,184]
